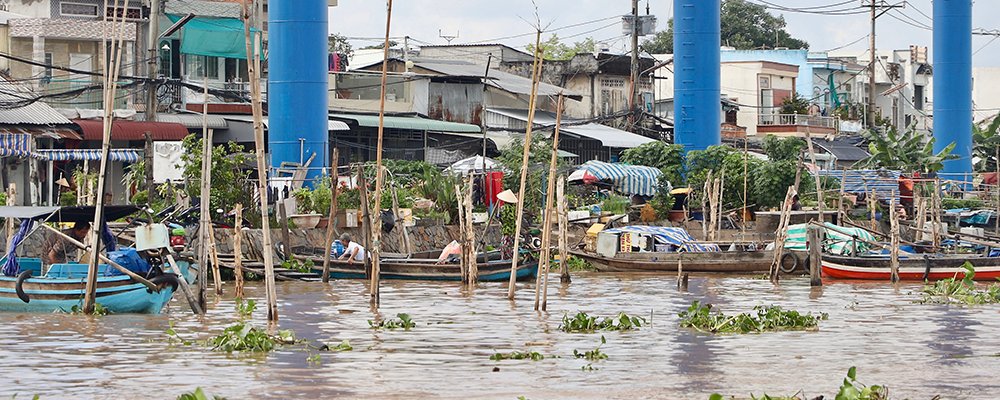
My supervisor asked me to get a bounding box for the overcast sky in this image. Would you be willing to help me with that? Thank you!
[328,0,1000,67]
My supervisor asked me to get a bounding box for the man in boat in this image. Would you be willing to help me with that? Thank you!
[337,233,366,264]
[42,221,91,265]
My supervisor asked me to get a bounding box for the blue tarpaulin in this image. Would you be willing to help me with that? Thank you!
[603,226,720,252]
[575,160,662,197]
[0,133,31,158]
[817,169,901,202]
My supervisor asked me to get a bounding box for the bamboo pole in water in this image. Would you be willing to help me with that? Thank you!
[209,224,223,295]
[804,129,824,222]
[198,77,215,310]
[535,94,564,310]
[368,0,394,308]
[392,183,412,257]
[556,176,570,284]
[701,170,712,241]
[889,195,900,283]
[84,0,127,313]
[165,254,203,315]
[455,181,468,281]
[234,204,245,298]
[322,148,340,283]
[932,178,941,250]
[507,31,544,301]
[769,186,795,283]
[465,175,477,284]
[837,169,847,224]
[241,0,278,321]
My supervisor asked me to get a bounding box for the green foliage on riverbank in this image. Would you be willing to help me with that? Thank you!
[679,301,826,334]
[920,263,1000,305]
[559,312,646,333]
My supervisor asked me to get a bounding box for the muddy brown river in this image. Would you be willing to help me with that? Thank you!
[0,274,997,399]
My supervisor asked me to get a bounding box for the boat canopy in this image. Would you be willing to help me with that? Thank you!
[0,206,139,223]
[603,225,719,252]
[570,161,663,197]
[784,222,877,255]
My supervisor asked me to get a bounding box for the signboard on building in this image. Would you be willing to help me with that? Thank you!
[152,141,184,183]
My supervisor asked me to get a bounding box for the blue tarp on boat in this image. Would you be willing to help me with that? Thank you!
[576,161,662,197]
[603,226,720,252]
[817,169,901,202]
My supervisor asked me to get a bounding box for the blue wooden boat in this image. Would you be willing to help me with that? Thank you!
[0,206,183,314]
[0,258,181,314]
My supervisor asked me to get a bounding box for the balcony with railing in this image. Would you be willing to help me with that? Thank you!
[757,113,839,136]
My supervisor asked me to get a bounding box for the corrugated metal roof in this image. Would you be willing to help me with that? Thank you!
[221,115,350,131]
[486,108,654,148]
[135,113,229,130]
[814,137,870,162]
[330,113,480,133]
[0,79,73,126]
[412,59,579,98]
[165,0,242,18]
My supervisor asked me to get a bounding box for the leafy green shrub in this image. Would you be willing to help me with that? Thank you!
[941,197,984,210]
[600,195,630,215]
[619,141,685,186]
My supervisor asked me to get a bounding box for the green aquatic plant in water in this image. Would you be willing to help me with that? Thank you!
[573,335,609,361]
[564,255,596,272]
[68,303,109,316]
[708,367,888,400]
[235,298,256,318]
[560,312,646,333]
[679,301,826,334]
[177,387,226,400]
[368,313,416,330]
[920,263,1000,305]
[209,322,297,353]
[489,351,544,361]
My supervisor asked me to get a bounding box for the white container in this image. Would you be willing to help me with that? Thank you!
[135,223,170,251]
[289,213,322,229]
[596,232,619,258]
[960,227,985,237]
[568,210,591,224]
[344,210,359,228]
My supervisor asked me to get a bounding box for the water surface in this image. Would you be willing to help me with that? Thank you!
[1,274,997,399]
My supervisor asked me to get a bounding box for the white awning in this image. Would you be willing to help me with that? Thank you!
[561,123,654,149]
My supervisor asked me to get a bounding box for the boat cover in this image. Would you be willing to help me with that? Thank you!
[816,169,901,202]
[603,226,720,252]
[784,222,877,255]
[572,161,662,197]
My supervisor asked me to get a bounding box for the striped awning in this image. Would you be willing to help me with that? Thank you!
[575,160,662,197]
[0,133,32,158]
[35,149,142,163]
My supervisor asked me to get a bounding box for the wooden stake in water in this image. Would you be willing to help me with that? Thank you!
[321,148,340,283]
[234,204,245,298]
[770,186,796,283]
[84,0,128,314]
[507,31,545,301]
[465,175,478,284]
[369,0,395,308]
[889,195,900,283]
[209,224,223,295]
[804,128,825,222]
[807,224,823,287]
[241,0,278,321]
[455,180,468,281]
[535,94,564,310]
[197,76,213,308]
[556,176,571,284]
[391,183,412,257]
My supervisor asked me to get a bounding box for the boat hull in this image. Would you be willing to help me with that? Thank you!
[0,275,176,314]
[312,259,538,282]
[570,250,774,273]
[821,254,1000,281]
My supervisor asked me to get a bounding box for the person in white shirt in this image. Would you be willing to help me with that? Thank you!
[338,233,366,263]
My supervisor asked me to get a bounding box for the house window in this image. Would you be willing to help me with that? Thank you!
[189,56,221,80]
[914,85,924,110]
[60,2,100,17]
[105,6,143,20]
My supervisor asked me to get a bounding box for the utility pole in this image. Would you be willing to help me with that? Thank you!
[145,0,160,121]
[862,1,904,129]
[145,0,161,203]
[628,0,639,129]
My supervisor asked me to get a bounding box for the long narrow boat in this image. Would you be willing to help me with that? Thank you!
[0,206,183,314]
[821,253,1000,281]
[301,253,537,282]
[0,259,179,313]
[570,249,774,273]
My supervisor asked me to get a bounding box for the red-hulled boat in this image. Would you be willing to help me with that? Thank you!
[822,253,1000,281]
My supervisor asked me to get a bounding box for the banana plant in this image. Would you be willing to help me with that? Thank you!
[973,115,1000,172]
[856,124,957,174]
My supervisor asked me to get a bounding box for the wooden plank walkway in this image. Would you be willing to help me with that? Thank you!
[214,254,322,282]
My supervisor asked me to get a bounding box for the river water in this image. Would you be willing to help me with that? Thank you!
[0,274,998,399]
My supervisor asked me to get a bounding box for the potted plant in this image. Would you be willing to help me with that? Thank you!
[289,187,322,229]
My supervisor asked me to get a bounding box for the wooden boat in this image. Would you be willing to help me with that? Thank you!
[0,258,180,314]
[570,248,774,273]
[0,206,184,314]
[302,252,537,282]
[821,253,1000,281]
